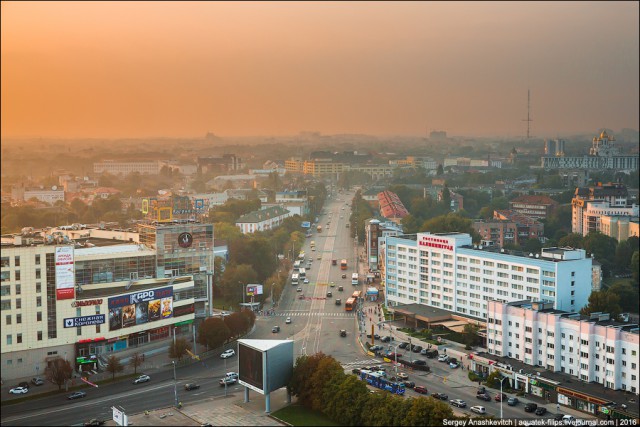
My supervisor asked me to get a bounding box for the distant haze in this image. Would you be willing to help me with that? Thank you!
[1,1,638,139]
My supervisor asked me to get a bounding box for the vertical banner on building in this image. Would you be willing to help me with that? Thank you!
[141,198,149,214]
[55,246,75,300]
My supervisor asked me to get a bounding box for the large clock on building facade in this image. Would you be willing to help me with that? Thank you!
[178,232,193,248]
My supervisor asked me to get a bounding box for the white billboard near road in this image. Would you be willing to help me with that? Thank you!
[246,284,263,296]
[55,246,75,300]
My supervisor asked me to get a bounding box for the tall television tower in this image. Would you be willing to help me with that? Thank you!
[522,89,533,140]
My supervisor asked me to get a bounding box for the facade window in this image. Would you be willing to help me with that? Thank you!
[37,312,42,322]
[35,254,41,265]
[6,335,11,345]
[0,257,9,267]
[15,284,21,295]
[15,270,20,281]
[36,283,41,293]
[17,333,22,344]
[36,296,42,307]
[16,314,21,324]
[37,331,43,341]
[14,256,20,267]
[36,269,41,279]
[16,298,21,309]
[5,315,11,325]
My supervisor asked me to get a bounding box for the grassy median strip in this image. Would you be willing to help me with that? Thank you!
[271,404,340,426]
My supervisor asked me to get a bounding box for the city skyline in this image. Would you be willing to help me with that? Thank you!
[1,1,638,139]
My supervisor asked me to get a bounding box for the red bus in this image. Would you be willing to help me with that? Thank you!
[345,297,356,311]
[340,259,348,270]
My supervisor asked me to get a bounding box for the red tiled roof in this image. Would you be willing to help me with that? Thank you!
[377,191,409,219]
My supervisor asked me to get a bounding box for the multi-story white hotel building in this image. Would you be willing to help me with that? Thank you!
[383,232,593,320]
[486,300,639,394]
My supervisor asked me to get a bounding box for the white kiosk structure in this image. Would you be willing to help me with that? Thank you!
[237,339,294,413]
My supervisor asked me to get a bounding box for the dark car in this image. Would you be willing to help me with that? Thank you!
[18,382,30,389]
[432,392,448,400]
[184,383,200,391]
[535,407,547,416]
[326,291,332,298]
[524,403,538,412]
[380,336,391,342]
[83,419,105,426]
[31,377,44,386]
[340,329,347,337]
[68,391,86,400]
[341,273,347,278]
[403,381,415,389]
[477,386,486,395]
[373,334,380,340]
[366,333,372,338]
[553,414,564,421]
[387,352,402,360]
[398,342,409,349]
[413,360,427,366]
[477,393,491,402]
[414,386,428,394]
[352,368,361,375]
[412,345,423,353]
[335,298,342,305]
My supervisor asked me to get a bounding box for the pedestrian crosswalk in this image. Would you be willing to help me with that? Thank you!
[341,358,383,369]
[267,311,355,318]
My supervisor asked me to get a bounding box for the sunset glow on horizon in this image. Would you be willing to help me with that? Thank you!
[2,1,638,139]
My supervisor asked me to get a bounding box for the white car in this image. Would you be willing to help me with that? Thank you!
[296,287,302,292]
[226,372,239,380]
[285,317,292,324]
[132,374,150,384]
[9,386,28,395]
[220,349,235,359]
[470,406,486,414]
[303,278,309,284]
[396,372,408,380]
[438,354,450,362]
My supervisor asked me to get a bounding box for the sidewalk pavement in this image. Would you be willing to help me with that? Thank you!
[104,388,291,426]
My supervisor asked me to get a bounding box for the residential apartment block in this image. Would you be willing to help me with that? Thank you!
[383,232,593,320]
[235,206,293,234]
[509,195,558,220]
[572,183,638,236]
[486,300,639,394]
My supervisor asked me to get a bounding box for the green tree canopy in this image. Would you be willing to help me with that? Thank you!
[196,318,230,350]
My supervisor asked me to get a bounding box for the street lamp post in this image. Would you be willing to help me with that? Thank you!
[499,376,509,419]
[391,344,400,379]
[172,360,178,407]
[408,338,413,363]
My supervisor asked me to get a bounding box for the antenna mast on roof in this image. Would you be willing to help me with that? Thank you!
[522,89,533,141]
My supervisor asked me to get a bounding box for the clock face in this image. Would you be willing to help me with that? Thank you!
[178,232,193,248]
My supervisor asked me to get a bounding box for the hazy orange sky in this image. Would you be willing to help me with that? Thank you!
[1,1,638,139]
